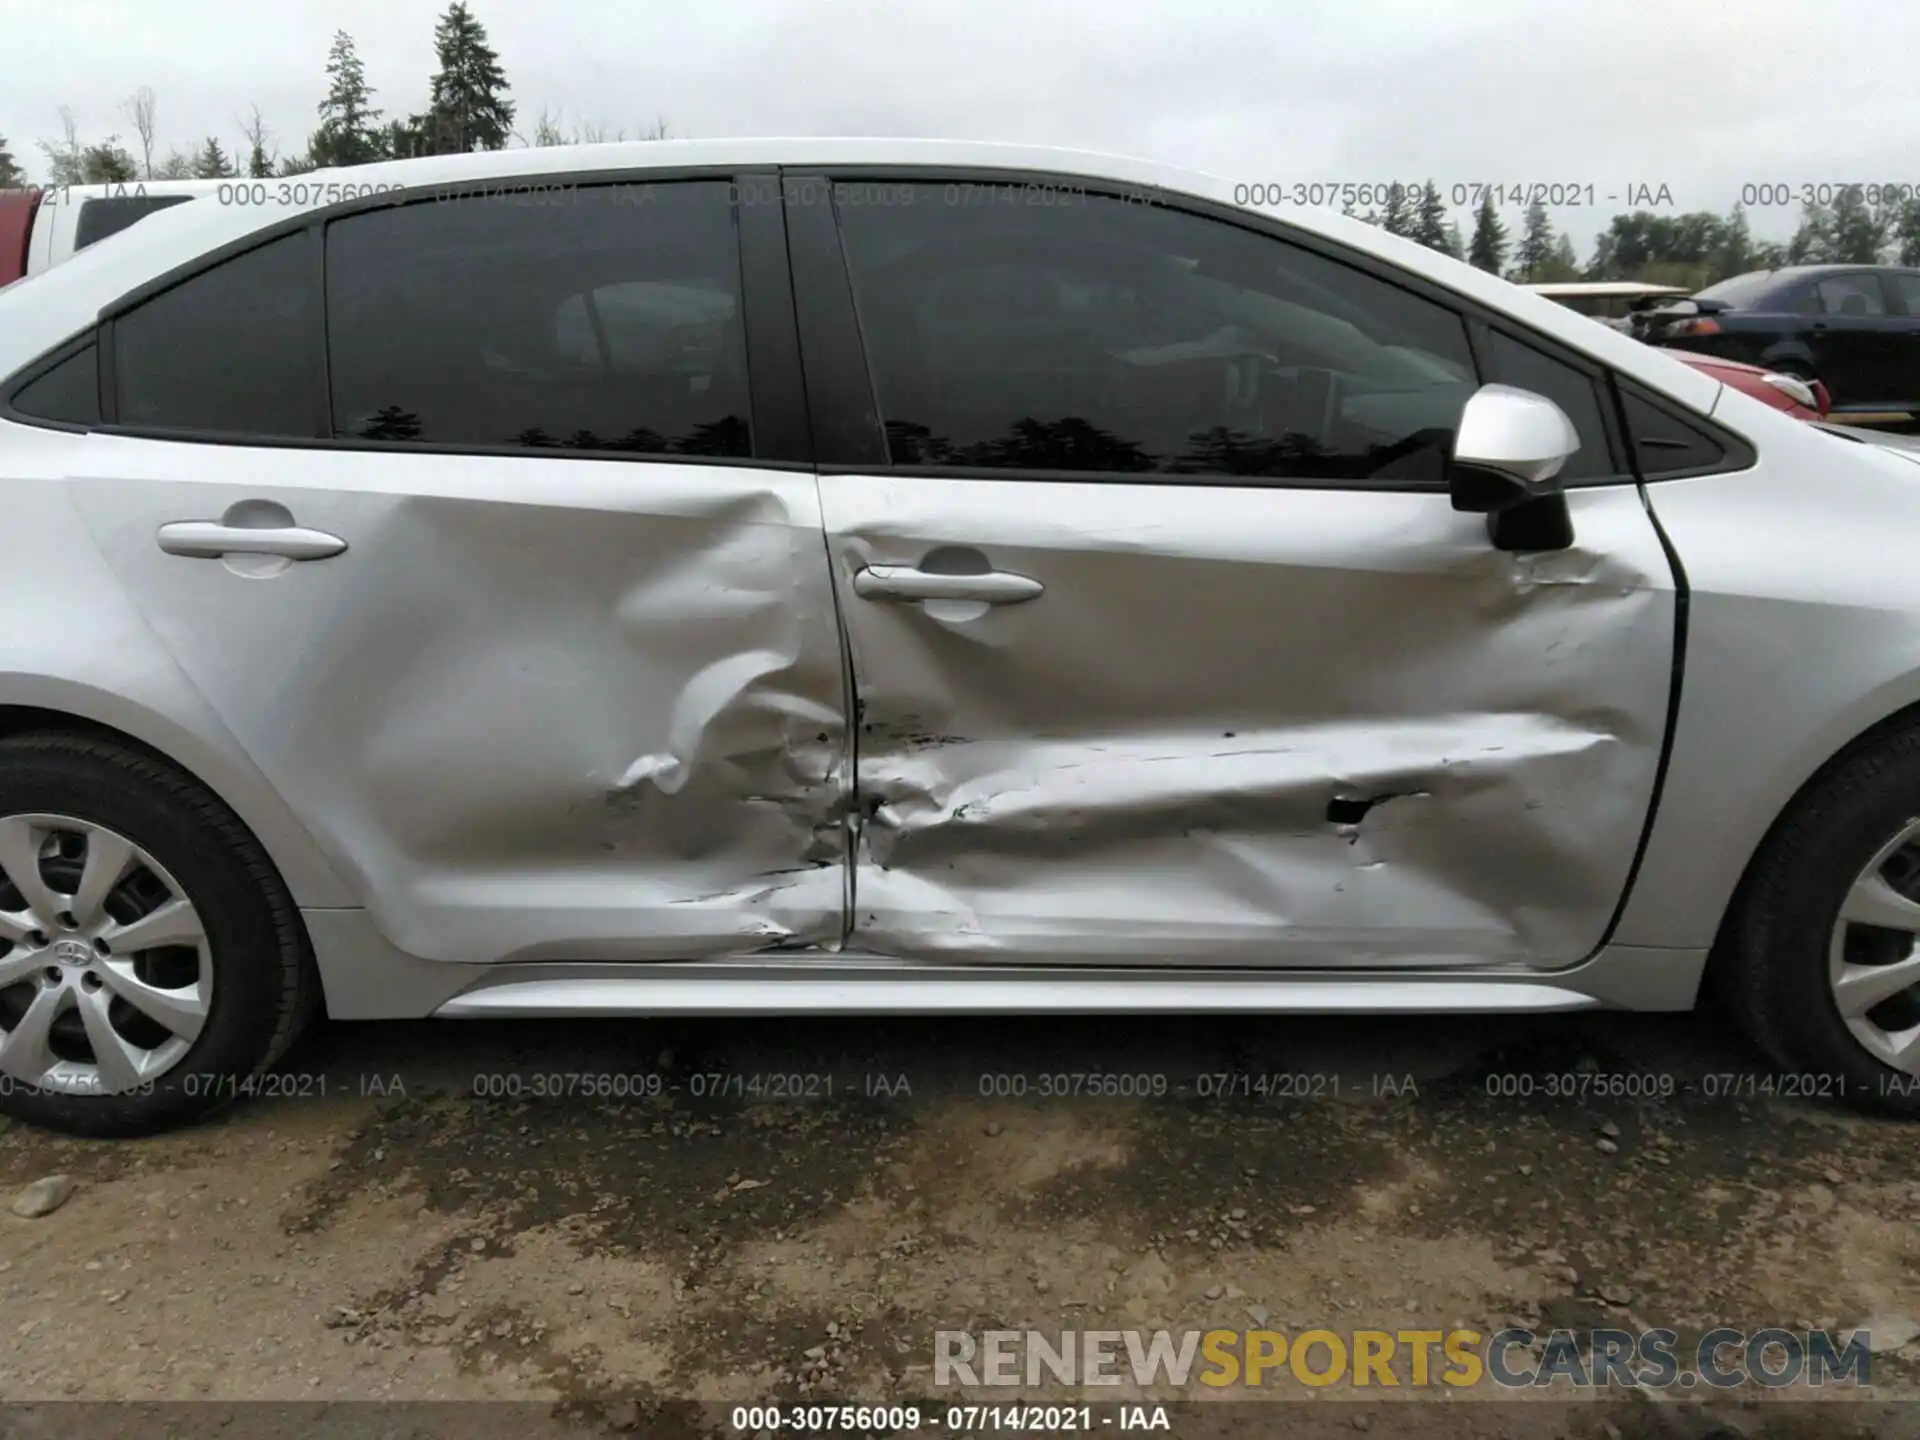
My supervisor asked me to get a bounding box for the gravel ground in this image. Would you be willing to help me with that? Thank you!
[2,1005,1918,1438]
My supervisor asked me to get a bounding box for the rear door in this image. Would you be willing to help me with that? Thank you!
[790,174,1677,969]
[44,172,851,966]
[1886,272,1920,411]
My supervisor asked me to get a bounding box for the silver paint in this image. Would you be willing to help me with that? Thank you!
[8,139,1919,1033]
[61,437,851,965]
[822,477,1676,967]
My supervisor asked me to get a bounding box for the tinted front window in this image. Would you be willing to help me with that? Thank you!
[74,195,196,251]
[1481,330,1616,480]
[1816,274,1887,317]
[326,183,750,457]
[837,185,1477,483]
[115,232,316,437]
[1893,274,1920,316]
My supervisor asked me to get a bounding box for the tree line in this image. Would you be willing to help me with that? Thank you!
[1339,180,1920,287]
[0,2,663,188]
[5,22,1919,291]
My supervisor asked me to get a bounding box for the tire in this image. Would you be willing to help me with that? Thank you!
[0,731,316,1136]
[1724,720,1920,1117]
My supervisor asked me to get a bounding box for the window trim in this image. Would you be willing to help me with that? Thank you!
[791,163,1698,491]
[2,164,808,469]
[1612,376,1757,483]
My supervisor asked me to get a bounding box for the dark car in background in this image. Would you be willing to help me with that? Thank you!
[1636,265,1920,414]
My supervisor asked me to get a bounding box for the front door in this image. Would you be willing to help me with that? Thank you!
[71,177,850,966]
[802,176,1676,968]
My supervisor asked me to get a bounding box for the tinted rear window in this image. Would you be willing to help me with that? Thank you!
[324,182,751,456]
[114,232,317,437]
[74,194,196,252]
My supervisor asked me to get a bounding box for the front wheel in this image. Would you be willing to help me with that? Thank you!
[0,733,316,1136]
[1724,722,1920,1116]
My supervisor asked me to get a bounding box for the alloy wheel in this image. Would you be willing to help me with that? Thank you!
[0,813,211,1094]
[1828,816,1920,1073]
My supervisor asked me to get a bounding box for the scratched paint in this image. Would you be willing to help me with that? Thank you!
[822,476,1677,969]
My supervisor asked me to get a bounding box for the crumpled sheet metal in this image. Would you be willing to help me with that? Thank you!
[70,454,851,965]
[830,479,1677,968]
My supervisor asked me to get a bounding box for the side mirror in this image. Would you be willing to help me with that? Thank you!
[1449,384,1580,552]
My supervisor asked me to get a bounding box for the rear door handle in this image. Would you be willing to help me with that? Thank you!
[852,565,1044,605]
[156,522,348,561]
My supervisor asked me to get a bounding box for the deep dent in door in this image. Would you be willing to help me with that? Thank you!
[68,454,850,965]
[834,487,1675,966]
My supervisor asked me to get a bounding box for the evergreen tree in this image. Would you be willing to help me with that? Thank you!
[1710,204,1755,281]
[1467,192,1508,274]
[1897,200,1920,267]
[1411,182,1450,254]
[419,3,515,154]
[1830,186,1887,264]
[192,137,237,179]
[310,30,385,167]
[1379,182,1416,238]
[1510,199,1554,280]
[1786,203,1834,265]
[0,134,24,188]
[1444,219,1465,260]
[1552,233,1578,271]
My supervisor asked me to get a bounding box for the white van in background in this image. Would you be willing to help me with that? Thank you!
[0,179,228,286]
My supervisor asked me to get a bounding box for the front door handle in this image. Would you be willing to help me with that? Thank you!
[156,522,348,561]
[852,565,1044,605]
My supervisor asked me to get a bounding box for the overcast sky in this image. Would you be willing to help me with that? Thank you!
[5,0,1917,258]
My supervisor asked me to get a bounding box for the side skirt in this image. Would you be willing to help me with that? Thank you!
[303,909,1707,1020]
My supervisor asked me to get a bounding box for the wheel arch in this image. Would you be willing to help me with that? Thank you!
[1703,691,1920,988]
[0,687,356,911]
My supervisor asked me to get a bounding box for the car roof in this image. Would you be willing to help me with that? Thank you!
[0,137,1724,415]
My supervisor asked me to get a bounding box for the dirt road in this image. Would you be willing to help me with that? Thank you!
[2,1006,1917,1438]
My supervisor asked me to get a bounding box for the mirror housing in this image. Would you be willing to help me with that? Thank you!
[1448,384,1580,552]
[1449,383,1580,507]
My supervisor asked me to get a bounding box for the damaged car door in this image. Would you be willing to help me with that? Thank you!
[63,176,851,966]
[800,177,1677,968]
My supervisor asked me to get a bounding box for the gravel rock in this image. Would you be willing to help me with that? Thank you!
[10,1176,77,1219]
[1859,1315,1920,1353]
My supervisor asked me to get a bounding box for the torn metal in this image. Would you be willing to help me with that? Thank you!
[823,478,1677,969]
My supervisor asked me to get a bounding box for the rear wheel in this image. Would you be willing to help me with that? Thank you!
[1725,722,1920,1116]
[0,733,316,1136]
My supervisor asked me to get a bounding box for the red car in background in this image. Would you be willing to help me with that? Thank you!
[1675,351,1830,420]
[1526,281,1831,421]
